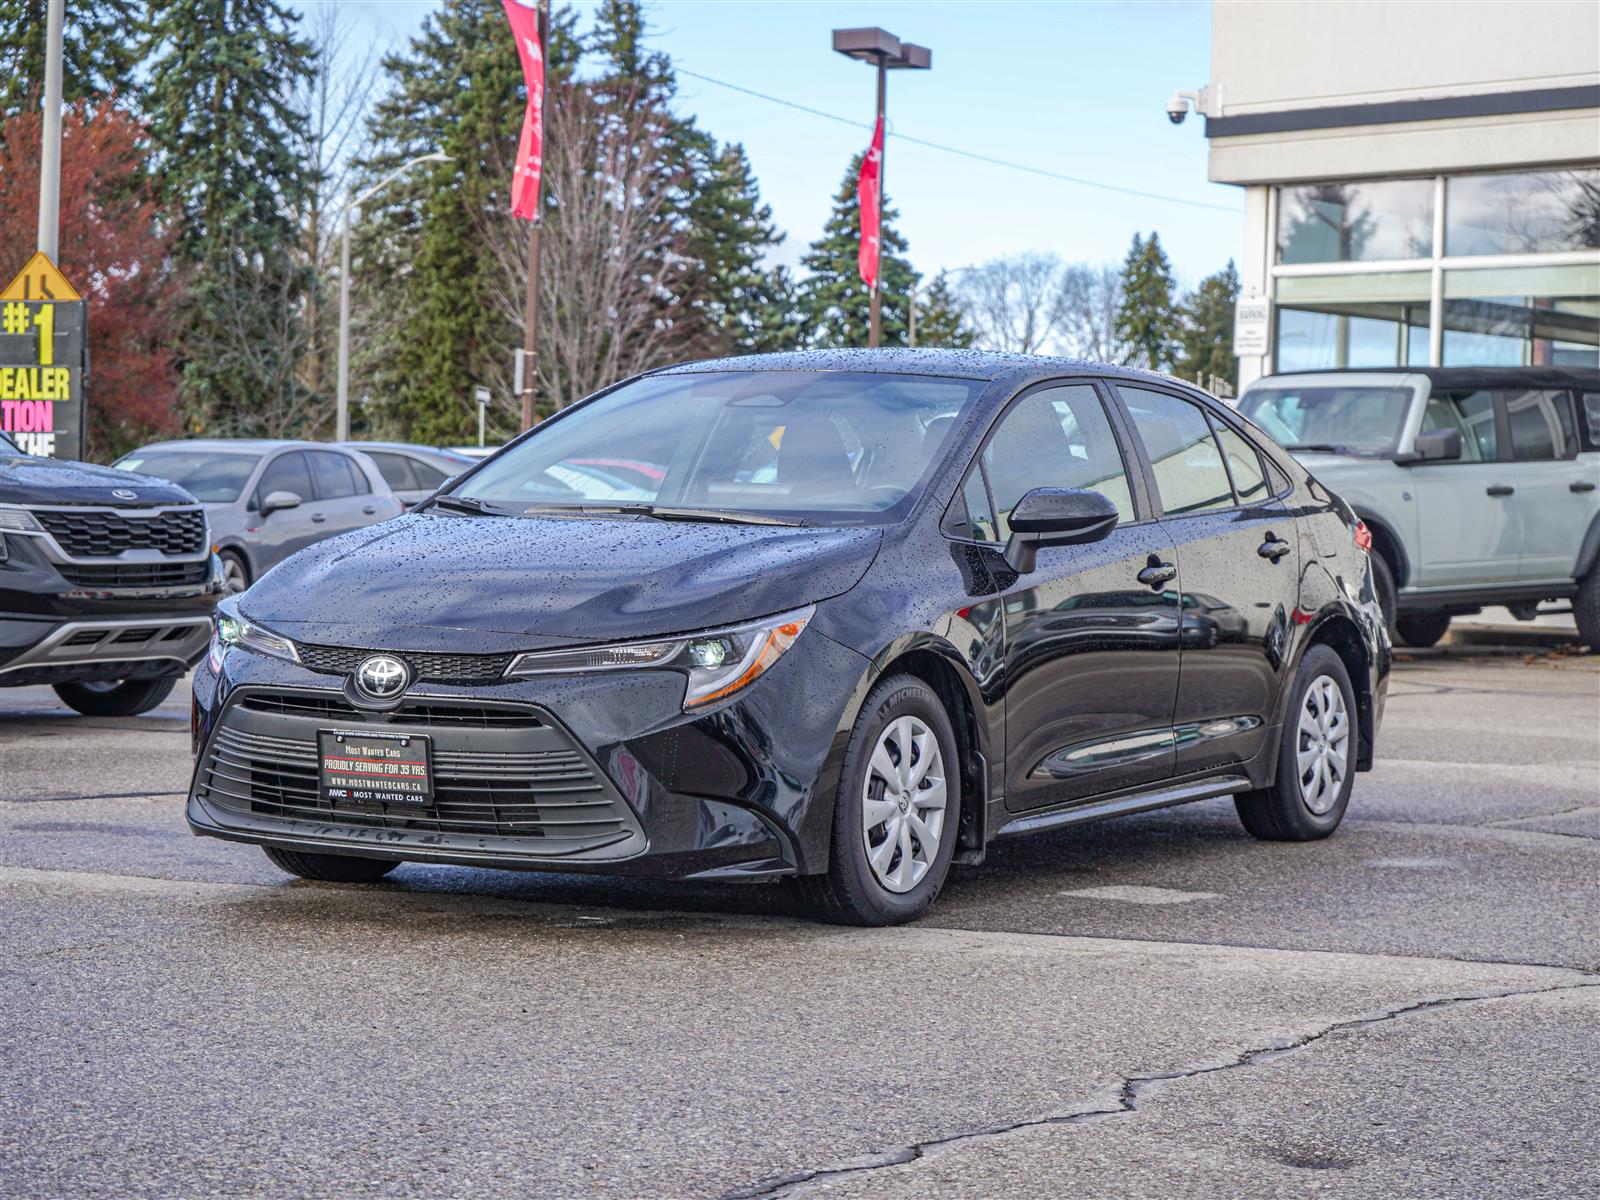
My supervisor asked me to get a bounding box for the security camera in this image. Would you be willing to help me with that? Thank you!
[1166,92,1191,125]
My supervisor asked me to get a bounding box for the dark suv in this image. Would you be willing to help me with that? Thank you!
[188,352,1388,924]
[1,430,221,715]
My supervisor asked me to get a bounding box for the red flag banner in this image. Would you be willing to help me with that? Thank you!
[857,116,884,291]
[504,0,545,221]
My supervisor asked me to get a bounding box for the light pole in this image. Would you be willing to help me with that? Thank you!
[831,27,930,348]
[335,151,452,441]
[36,0,63,260]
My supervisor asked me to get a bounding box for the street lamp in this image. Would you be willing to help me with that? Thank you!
[334,151,452,441]
[831,27,931,349]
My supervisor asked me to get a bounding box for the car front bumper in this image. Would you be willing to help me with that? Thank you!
[186,627,870,880]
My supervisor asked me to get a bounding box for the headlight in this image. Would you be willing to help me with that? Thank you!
[0,506,44,533]
[213,597,299,665]
[505,605,814,709]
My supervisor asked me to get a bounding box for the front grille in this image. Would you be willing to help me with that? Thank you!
[57,559,210,588]
[295,642,515,684]
[197,689,640,850]
[239,692,543,729]
[35,507,206,557]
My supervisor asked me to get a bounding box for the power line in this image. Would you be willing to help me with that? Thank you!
[676,68,1243,216]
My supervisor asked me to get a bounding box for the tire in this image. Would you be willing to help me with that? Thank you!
[793,674,961,926]
[52,677,178,717]
[262,846,400,883]
[1235,644,1357,841]
[1370,552,1398,636]
[1576,566,1600,654]
[219,550,250,596]
[1395,611,1451,649]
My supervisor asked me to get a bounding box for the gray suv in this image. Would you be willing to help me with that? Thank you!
[1238,367,1600,650]
[115,441,405,594]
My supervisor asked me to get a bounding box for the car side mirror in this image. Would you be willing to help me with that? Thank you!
[1408,428,1462,462]
[1003,487,1119,574]
[260,489,303,517]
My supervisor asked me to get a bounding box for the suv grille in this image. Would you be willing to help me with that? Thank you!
[35,507,207,557]
[197,690,640,850]
[58,560,210,588]
[295,642,515,684]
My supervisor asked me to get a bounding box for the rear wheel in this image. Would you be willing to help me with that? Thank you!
[1576,566,1600,654]
[1235,644,1356,841]
[262,846,399,883]
[1395,611,1451,649]
[793,675,960,926]
[52,677,177,717]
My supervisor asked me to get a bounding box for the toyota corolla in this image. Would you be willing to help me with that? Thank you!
[188,351,1388,925]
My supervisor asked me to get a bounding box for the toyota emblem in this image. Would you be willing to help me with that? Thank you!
[112,488,138,501]
[354,654,410,701]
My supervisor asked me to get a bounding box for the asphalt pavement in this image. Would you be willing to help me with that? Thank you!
[1,628,1596,1199]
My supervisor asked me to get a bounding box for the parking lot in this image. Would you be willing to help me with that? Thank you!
[2,628,1596,1199]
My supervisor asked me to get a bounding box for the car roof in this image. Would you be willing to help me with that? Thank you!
[131,438,337,453]
[652,348,1205,392]
[337,441,473,460]
[1253,365,1600,390]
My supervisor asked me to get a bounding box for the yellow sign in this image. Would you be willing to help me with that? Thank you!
[0,252,81,302]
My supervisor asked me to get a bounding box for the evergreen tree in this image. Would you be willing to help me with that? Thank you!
[795,154,916,348]
[1176,260,1240,392]
[143,0,315,432]
[0,0,141,120]
[1115,232,1179,371]
[914,271,974,349]
[685,142,787,356]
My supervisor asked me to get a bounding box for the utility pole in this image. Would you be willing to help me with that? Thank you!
[908,279,917,348]
[518,0,549,432]
[36,0,63,260]
[832,28,930,350]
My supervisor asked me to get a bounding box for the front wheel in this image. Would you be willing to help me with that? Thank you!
[1235,644,1357,841]
[793,675,961,926]
[262,846,400,883]
[52,677,177,717]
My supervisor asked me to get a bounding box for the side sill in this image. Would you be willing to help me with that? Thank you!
[995,775,1250,839]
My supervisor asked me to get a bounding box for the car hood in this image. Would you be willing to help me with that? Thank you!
[0,453,198,507]
[242,511,883,653]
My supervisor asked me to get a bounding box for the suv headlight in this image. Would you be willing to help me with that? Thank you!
[212,597,299,666]
[505,605,814,709]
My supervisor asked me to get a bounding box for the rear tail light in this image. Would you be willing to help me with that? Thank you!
[1354,520,1373,553]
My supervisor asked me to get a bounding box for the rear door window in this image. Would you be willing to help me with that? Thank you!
[1116,386,1235,515]
[366,451,419,491]
[1212,421,1270,504]
[1503,389,1579,461]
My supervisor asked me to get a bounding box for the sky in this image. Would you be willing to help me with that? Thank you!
[304,0,1241,290]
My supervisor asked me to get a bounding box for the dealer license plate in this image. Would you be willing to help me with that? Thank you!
[318,729,433,806]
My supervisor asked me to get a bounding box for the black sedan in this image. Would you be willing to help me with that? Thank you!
[187,351,1389,925]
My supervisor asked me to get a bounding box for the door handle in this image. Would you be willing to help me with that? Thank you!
[310,512,327,524]
[1257,536,1292,562]
[1137,561,1177,589]
[1572,481,1596,494]
[363,505,377,514]
[1486,485,1514,497]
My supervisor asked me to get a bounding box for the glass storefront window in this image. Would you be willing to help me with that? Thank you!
[1277,179,1434,264]
[1442,263,1600,367]
[1445,169,1600,256]
[1274,272,1431,371]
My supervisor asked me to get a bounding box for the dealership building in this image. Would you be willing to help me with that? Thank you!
[1184,0,1599,388]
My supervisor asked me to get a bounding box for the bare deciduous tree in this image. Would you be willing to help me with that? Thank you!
[958,252,1068,354]
[1057,264,1129,363]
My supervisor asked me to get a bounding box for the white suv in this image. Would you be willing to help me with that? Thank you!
[1238,368,1600,650]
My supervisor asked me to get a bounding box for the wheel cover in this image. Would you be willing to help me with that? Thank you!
[860,715,947,894]
[1296,674,1350,815]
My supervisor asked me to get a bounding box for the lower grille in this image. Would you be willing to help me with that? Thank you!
[239,692,543,729]
[58,560,210,588]
[198,689,641,851]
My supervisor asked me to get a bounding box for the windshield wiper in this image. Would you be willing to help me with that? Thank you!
[429,494,513,516]
[1284,442,1364,455]
[520,503,803,527]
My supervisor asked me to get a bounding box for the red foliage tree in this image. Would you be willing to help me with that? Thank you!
[0,100,180,459]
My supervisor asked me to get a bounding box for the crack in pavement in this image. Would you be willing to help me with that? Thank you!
[1,791,185,805]
[720,980,1600,1200]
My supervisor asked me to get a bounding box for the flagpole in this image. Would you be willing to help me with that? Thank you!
[869,55,886,349]
[519,0,548,432]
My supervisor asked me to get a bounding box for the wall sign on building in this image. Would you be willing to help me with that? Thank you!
[1233,294,1271,358]
[0,252,88,460]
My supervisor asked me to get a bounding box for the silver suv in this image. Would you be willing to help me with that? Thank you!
[1238,368,1600,650]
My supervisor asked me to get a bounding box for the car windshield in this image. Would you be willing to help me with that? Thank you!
[0,429,21,455]
[1238,385,1415,456]
[115,449,261,502]
[452,370,981,525]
